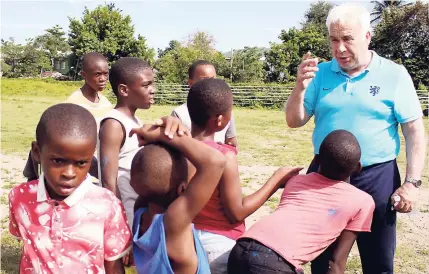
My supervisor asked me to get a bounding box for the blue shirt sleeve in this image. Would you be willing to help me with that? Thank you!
[303,67,321,117]
[393,66,423,123]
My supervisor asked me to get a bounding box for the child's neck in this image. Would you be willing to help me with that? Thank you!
[318,170,349,183]
[191,127,216,142]
[80,84,99,103]
[139,202,166,237]
[114,101,138,121]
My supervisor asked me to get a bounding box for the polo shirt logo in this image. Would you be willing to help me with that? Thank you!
[369,86,380,96]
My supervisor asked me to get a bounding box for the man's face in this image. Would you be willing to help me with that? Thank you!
[82,60,109,91]
[188,65,216,87]
[329,21,371,72]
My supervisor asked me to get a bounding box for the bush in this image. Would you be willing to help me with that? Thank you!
[417,82,428,91]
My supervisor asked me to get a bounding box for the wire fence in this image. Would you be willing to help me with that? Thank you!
[155,84,429,109]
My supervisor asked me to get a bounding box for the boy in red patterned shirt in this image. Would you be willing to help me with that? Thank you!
[9,103,131,274]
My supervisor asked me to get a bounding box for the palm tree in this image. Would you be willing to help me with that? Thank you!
[370,0,413,24]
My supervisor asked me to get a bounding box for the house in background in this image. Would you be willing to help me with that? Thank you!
[52,50,74,75]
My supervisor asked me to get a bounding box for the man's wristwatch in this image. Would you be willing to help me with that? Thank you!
[404,178,422,188]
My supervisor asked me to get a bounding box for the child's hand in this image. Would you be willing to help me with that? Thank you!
[129,124,165,146]
[272,167,303,188]
[122,249,134,267]
[152,116,191,139]
[327,260,341,274]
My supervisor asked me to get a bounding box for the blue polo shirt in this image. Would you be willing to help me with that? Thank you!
[304,51,422,167]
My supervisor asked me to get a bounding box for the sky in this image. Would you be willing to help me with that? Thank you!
[1,0,374,53]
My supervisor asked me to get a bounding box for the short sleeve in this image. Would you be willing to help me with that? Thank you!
[345,195,375,232]
[104,197,132,261]
[303,67,321,117]
[225,114,237,139]
[8,190,21,239]
[393,66,423,124]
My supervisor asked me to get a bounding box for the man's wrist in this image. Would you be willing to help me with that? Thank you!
[403,177,422,188]
[292,85,305,94]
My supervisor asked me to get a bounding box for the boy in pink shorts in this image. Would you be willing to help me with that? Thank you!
[227,130,376,274]
[9,103,131,274]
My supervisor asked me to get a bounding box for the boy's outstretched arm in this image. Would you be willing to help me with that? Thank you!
[99,119,124,197]
[326,230,358,274]
[104,259,125,274]
[220,152,302,223]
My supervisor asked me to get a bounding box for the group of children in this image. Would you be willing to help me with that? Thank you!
[9,53,376,274]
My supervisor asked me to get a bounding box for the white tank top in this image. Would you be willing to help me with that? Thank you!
[98,109,143,177]
[98,109,141,225]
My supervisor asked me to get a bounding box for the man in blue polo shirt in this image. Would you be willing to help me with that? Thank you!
[285,3,426,274]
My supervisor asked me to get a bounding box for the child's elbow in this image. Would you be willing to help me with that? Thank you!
[225,210,245,224]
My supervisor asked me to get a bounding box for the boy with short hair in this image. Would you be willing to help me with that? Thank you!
[98,57,155,227]
[129,120,226,273]
[171,60,238,147]
[227,130,376,274]
[9,103,131,274]
[23,52,112,182]
[186,78,302,273]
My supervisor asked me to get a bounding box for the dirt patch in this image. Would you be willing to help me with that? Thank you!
[0,154,27,220]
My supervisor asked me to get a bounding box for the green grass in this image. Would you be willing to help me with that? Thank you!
[1,78,428,273]
[0,194,8,205]
[265,196,280,212]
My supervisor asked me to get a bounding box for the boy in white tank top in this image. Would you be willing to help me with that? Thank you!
[98,57,155,265]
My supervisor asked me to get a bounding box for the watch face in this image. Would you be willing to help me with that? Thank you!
[407,179,422,187]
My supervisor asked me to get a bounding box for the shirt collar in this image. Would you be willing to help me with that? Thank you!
[331,50,380,74]
[36,173,94,207]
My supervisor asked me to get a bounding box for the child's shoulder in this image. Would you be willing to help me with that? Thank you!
[81,185,125,214]
[9,180,39,201]
[85,185,121,203]
[350,187,375,208]
[202,140,237,155]
[98,92,112,105]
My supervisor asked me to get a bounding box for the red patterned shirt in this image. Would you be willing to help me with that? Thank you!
[8,174,132,274]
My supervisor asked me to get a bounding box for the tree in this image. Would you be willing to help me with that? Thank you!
[1,38,24,75]
[371,1,429,87]
[370,0,413,24]
[155,31,229,84]
[264,25,330,83]
[264,1,333,83]
[301,1,334,31]
[34,25,70,71]
[68,3,155,65]
[230,47,265,83]
[157,40,180,58]
[1,38,50,77]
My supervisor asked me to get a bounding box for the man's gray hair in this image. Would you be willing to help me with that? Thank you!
[326,3,371,36]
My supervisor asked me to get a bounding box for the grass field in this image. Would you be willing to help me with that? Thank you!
[1,78,428,273]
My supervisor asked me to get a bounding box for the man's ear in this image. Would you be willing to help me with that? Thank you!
[216,114,224,127]
[187,79,194,88]
[80,70,86,79]
[354,162,363,174]
[118,84,128,97]
[177,182,187,196]
[31,141,41,163]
